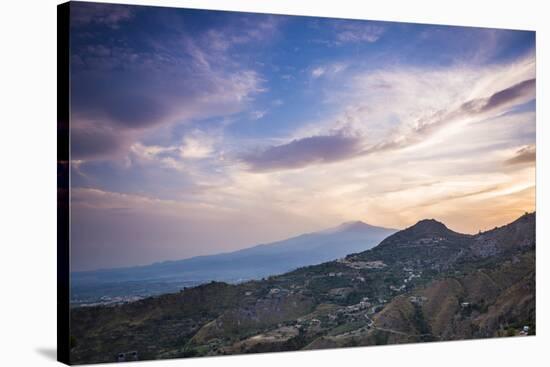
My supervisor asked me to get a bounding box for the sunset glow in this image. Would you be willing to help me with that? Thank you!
[69,3,535,271]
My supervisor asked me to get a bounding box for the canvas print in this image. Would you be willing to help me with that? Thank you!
[58,1,536,364]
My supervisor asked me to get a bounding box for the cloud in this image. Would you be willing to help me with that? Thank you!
[452,78,536,118]
[333,52,535,154]
[70,13,270,160]
[481,78,536,112]
[71,123,131,159]
[409,186,501,209]
[311,67,325,78]
[250,110,268,120]
[361,77,536,156]
[308,20,384,47]
[332,20,384,44]
[129,143,185,171]
[194,15,281,56]
[126,129,218,172]
[506,145,536,165]
[72,65,261,130]
[259,54,535,173]
[242,132,365,172]
[180,135,216,159]
[249,72,536,172]
[311,63,347,79]
[71,3,134,29]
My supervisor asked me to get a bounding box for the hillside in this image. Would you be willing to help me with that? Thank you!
[69,213,535,364]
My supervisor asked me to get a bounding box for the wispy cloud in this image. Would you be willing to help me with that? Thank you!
[196,15,281,55]
[71,3,134,29]
[332,20,384,44]
[250,110,268,120]
[311,67,325,78]
[363,76,536,156]
[311,63,348,79]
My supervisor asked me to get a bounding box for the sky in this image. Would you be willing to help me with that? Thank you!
[69,2,536,271]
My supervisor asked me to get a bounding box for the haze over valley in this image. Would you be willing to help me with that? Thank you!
[71,221,396,305]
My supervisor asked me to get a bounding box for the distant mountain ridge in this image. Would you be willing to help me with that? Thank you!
[71,220,396,302]
[319,220,389,234]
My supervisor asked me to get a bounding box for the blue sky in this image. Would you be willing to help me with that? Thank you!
[69,2,536,271]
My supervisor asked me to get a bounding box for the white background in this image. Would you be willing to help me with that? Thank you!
[0,0,547,365]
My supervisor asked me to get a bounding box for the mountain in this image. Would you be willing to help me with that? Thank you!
[71,221,396,304]
[69,213,535,364]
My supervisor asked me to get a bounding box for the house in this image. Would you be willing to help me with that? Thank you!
[519,325,530,336]
[409,296,427,304]
[389,285,405,292]
[308,318,322,329]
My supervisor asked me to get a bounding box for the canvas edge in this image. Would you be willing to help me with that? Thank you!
[57,1,71,365]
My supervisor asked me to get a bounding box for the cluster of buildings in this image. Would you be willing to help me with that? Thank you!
[267,287,294,298]
[327,297,381,325]
[389,284,406,292]
[295,317,322,331]
[403,268,422,283]
[390,267,422,293]
[413,236,446,245]
[337,257,387,270]
[409,296,428,305]
[75,295,144,308]
[346,297,372,312]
